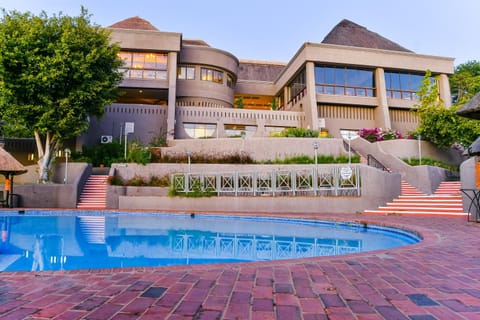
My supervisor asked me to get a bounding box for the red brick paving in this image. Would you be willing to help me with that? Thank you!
[0,213,479,319]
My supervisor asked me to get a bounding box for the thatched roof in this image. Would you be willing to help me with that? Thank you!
[464,136,480,156]
[238,60,286,82]
[109,16,159,31]
[182,39,210,47]
[322,19,412,53]
[0,147,26,176]
[456,92,480,120]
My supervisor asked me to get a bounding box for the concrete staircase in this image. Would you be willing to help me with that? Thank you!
[364,180,467,217]
[76,175,108,209]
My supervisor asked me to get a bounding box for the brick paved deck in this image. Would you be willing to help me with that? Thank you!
[0,213,479,319]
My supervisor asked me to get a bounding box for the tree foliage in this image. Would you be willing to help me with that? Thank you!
[0,8,123,182]
[415,70,480,149]
[449,60,480,104]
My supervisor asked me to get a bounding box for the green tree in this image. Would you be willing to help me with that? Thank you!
[415,70,480,149]
[0,8,123,182]
[449,60,480,104]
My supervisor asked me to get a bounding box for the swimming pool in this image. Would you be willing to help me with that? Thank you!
[0,210,421,272]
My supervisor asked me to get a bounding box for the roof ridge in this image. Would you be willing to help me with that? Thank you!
[322,19,412,53]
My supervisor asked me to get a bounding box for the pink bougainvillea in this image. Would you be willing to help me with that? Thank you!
[359,128,403,142]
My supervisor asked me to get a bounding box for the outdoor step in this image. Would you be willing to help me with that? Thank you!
[397,195,462,200]
[378,206,464,212]
[363,209,467,217]
[365,179,466,217]
[76,175,109,209]
[386,203,463,209]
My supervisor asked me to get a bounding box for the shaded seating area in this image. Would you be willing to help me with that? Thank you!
[0,147,27,208]
[456,92,480,222]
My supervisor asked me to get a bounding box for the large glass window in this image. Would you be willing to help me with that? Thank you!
[178,66,195,80]
[201,67,223,84]
[288,69,306,102]
[315,66,375,97]
[184,123,216,139]
[384,71,426,100]
[119,51,167,80]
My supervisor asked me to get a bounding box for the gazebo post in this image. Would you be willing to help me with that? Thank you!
[4,173,11,208]
[0,147,27,208]
[9,174,14,208]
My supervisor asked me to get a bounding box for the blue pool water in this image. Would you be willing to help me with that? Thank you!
[0,210,421,272]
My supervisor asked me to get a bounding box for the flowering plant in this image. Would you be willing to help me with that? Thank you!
[359,128,403,142]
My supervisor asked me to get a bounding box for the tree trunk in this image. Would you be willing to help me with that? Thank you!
[34,131,57,183]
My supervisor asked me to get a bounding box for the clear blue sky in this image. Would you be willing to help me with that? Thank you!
[1,0,478,66]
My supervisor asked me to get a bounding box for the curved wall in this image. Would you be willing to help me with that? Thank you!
[176,46,239,106]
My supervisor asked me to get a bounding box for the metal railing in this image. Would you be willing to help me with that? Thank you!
[171,165,361,197]
[367,154,389,172]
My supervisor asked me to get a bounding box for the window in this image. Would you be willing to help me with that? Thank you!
[118,51,167,80]
[224,124,256,138]
[201,67,223,84]
[384,71,428,100]
[288,69,306,102]
[315,65,375,97]
[227,73,235,88]
[184,123,216,139]
[178,66,195,80]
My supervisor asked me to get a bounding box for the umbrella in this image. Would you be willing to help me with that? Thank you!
[0,147,27,208]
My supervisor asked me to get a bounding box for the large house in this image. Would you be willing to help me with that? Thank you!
[82,17,454,146]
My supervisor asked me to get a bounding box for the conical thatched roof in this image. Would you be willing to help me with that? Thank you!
[0,147,27,176]
[108,16,159,31]
[456,92,480,120]
[464,136,480,156]
[322,19,412,53]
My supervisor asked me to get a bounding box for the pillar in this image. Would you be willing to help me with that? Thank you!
[438,74,451,108]
[374,68,391,129]
[166,52,178,141]
[304,62,319,130]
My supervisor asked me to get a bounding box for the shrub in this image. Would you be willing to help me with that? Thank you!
[359,128,403,142]
[402,157,458,172]
[108,175,124,186]
[72,140,151,166]
[149,175,170,187]
[156,151,254,164]
[277,128,320,138]
[125,175,147,186]
[261,154,360,164]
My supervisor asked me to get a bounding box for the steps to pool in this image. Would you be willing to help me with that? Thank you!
[364,181,467,217]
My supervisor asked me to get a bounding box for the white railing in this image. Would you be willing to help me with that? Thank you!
[171,165,361,197]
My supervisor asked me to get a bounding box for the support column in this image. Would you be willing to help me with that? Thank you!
[166,52,178,142]
[374,68,391,129]
[304,62,319,130]
[438,74,451,108]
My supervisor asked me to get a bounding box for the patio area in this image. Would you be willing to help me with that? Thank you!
[0,213,479,319]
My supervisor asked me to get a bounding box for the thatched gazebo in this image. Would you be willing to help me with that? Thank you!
[0,147,27,207]
[456,92,480,156]
[457,92,480,120]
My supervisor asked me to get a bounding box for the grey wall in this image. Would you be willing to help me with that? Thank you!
[1,163,91,208]
[108,164,401,214]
